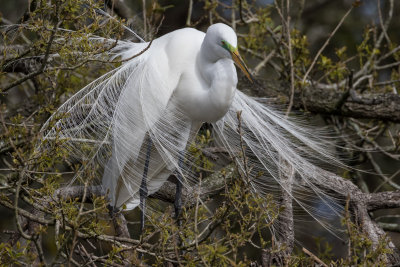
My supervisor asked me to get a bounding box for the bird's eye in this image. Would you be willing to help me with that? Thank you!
[221,40,229,50]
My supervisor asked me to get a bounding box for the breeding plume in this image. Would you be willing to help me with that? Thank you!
[42,23,343,236]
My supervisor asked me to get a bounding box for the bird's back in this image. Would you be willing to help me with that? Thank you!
[147,28,206,91]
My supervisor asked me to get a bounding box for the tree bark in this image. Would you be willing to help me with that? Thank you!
[240,77,400,123]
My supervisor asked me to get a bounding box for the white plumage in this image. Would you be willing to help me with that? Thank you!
[41,23,344,235]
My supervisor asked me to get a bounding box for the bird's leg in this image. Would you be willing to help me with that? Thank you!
[107,204,119,218]
[174,151,184,224]
[174,177,182,222]
[140,136,152,236]
[174,151,185,253]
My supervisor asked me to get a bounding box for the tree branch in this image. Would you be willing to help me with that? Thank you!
[366,191,400,211]
[241,77,400,123]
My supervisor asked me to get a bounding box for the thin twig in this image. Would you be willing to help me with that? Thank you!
[302,247,328,267]
[186,0,193,26]
[301,6,353,84]
[283,0,295,117]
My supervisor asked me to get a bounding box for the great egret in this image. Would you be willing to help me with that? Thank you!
[41,23,344,238]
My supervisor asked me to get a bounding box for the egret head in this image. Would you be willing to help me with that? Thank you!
[205,23,254,83]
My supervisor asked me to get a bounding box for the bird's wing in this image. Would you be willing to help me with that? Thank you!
[41,40,192,208]
[213,91,345,237]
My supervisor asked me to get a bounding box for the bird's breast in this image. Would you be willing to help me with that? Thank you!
[173,58,237,123]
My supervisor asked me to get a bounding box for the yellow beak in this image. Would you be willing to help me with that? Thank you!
[231,50,254,83]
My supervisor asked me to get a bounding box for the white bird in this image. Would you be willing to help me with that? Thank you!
[41,23,344,237]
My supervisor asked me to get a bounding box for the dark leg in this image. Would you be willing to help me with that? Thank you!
[174,151,184,223]
[140,137,152,235]
[107,205,119,218]
[174,151,185,253]
[174,177,182,222]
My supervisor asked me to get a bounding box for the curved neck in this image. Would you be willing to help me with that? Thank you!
[198,46,237,119]
[197,41,219,87]
[200,39,219,63]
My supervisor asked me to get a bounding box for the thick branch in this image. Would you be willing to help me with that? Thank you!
[54,185,104,201]
[271,170,294,265]
[151,164,235,206]
[0,198,53,225]
[241,77,400,123]
[366,191,400,211]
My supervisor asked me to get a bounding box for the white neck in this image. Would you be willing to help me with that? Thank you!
[196,42,237,121]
